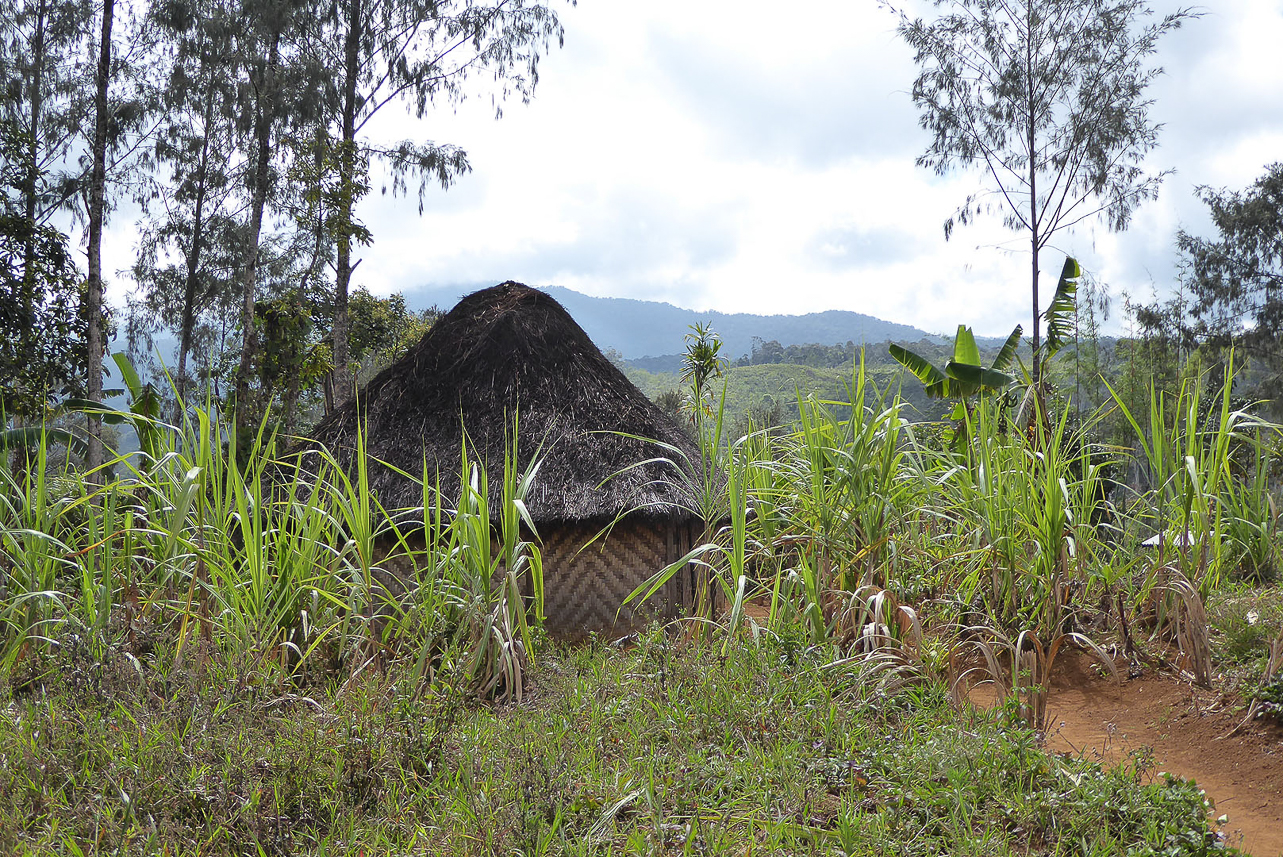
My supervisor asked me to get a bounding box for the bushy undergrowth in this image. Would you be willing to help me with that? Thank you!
[0,632,1230,856]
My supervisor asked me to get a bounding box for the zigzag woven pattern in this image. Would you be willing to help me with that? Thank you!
[539,521,671,639]
[369,519,704,640]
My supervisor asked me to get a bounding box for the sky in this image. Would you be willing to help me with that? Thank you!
[103,0,1283,339]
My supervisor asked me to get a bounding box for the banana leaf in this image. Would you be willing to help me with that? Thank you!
[0,425,86,457]
[1042,257,1080,358]
[951,324,982,367]
[946,362,1014,392]
[991,324,1023,371]
[889,343,947,388]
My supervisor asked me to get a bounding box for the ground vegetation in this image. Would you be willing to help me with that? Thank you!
[1,317,1277,852]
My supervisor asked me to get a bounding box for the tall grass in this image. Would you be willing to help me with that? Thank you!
[925,398,1119,638]
[3,353,1280,719]
[1105,362,1279,593]
[624,355,911,646]
[0,397,547,700]
[621,355,1281,716]
[0,432,73,670]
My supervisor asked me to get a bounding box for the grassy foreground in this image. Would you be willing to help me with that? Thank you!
[0,629,1226,856]
[3,355,1276,854]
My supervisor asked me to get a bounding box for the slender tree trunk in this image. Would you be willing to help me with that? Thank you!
[85,0,115,482]
[177,80,217,411]
[1031,232,1040,386]
[1026,6,1041,393]
[234,31,280,434]
[20,0,47,406]
[331,0,362,408]
[11,0,47,472]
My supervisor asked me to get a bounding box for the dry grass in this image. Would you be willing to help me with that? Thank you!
[953,626,1119,734]
[1158,570,1214,688]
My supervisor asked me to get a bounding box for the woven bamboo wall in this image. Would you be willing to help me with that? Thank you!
[536,519,693,639]
[372,517,706,640]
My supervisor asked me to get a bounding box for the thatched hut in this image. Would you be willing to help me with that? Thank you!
[306,281,706,639]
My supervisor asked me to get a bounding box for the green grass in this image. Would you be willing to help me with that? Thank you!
[0,629,1230,856]
[1,357,1279,855]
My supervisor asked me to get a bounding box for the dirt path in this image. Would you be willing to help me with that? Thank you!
[742,598,1283,851]
[1038,654,1283,856]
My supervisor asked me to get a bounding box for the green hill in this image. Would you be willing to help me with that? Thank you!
[624,359,949,429]
[402,284,949,360]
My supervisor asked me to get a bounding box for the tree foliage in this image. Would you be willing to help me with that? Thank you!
[304,0,564,402]
[0,120,85,418]
[346,288,439,373]
[896,0,1192,385]
[680,321,727,422]
[738,338,864,370]
[0,0,94,224]
[890,323,1020,431]
[129,0,246,399]
[0,0,94,423]
[1178,163,1283,402]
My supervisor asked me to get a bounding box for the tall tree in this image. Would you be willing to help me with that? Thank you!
[0,0,93,422]
[896,0,1193,389]
[78,0,153,474]
[1178,163,1283,405]
[131,0,243,405]
[231,2,281,431]
[227,0,326,433]
[305,0,564,404]
[83,0,117,479]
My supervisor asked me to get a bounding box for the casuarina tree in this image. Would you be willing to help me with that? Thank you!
[895,0,1194,389]
[302,0,566,405]
[83,0,117,480]
[82,0,151,478]
[130,0,245,407]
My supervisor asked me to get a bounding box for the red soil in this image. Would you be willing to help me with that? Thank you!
[740,601,1283,852]
[1036,653,1283,856]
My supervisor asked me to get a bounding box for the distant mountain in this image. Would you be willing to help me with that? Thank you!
[107,285,1014,410]
[401,283,947,360]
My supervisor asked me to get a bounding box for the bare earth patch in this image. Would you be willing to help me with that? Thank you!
[1036,653,1283,856]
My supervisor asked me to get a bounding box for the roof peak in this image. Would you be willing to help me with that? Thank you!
[305,281,701,522]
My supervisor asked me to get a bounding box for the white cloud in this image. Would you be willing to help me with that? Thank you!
[101,0,1283,342]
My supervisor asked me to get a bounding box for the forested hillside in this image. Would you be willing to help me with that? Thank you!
[625,355,948,427]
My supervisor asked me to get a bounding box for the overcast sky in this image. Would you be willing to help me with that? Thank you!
[105,0,1283,339]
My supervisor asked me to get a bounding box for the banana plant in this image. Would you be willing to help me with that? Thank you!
[890,323,1022,421]
[63,353,165,465]
[3,353,164,468]
[1040,256,1081,363]
[1015,256,1082,429]
[107,352,164,462]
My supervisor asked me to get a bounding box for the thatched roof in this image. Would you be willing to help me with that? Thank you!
[304,282,702,522]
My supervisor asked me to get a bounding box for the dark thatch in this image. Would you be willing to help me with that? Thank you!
[305,281,702,523]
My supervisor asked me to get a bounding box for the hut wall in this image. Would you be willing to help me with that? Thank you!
[372,517,707,641]
[536,518,705,640]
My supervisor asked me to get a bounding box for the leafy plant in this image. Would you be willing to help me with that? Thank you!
[890,322,1021,421]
